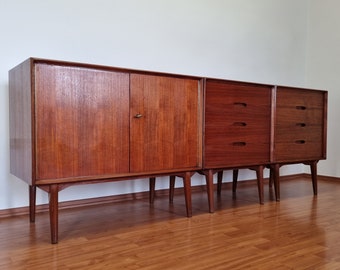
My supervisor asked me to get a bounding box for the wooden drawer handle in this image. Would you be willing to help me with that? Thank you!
[233,122,247,126]
[295,140,306,144]
[234,102,247,107]
[296,123,306,127]
[232,142,247,146]
[296,105,307,110]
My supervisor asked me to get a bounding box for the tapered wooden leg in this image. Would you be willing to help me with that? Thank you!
[310,161,318,195]
[269,167,273,188]
[232,169,239,193]
[206,170,215,213]
[29,185,36,223]
[182,172,192,217]
[217,171,223,196]
[272,164,280,201]
[169,175,176,203]
[149,177,156,204]
[255,166,264,204]
[49,184,59,244]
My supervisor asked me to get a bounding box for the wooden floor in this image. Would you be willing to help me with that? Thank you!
[1,175,340,269]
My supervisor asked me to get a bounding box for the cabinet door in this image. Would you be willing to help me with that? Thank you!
[204,80,272,168]
[35,64,130,180]
[130,74,202,173]
[273,87,327,162]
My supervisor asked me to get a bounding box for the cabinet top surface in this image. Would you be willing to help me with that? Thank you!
[11,57,328,93]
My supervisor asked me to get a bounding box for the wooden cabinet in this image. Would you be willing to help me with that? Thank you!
[203,79,272,208]
[9,58,203,243]
[204,79,272,168]
[273,86,327,162]
[270,86,327,200]
[9,58,327,243]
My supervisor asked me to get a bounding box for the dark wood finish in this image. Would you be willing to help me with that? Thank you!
[273,87,327,162]
[169,175,176,203]
[149,177,156,204]
[29,185,36,222]
[271,86,327,200]
[203,79,272,210]
[204,79,272,167]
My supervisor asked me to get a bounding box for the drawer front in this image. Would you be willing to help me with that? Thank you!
[204,80,272,167]
[276,87,324,108]
[274,142,323,161]
[274,87,326,162]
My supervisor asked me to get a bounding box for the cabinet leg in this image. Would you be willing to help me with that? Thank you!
[206,170,215,213]
[232,169,239,193]
[49,184,59,244]
[182,172,192,217]
[310,161,318,195]
[169,175,176,203]
[255,166,264,204]
[29,185,36,223]
[149,177,156,204]
[272,164,280,201]
[217,171,223,196]
[269,167,273,188]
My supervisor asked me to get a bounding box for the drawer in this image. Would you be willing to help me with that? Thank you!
[276,107,323,126]
[275,125,323,142]
[276,87,325,108]
[204,142,270,167]
[205,121,270,141]
[274,141,324,162]
[205,80,272,115]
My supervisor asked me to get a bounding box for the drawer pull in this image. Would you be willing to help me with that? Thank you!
[234,102,247,107]
[295,140,306,144]
[134,113,143,118]
[296,123,306,127]
[232,142,247,146]
[233,122,247,126]
[296,105,306,110]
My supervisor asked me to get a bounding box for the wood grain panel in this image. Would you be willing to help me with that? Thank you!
[130,74,202,173]
[274,87,327,162]
[9,59,33,184]
[35,64,130,180]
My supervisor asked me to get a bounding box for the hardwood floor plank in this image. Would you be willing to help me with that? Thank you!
[1,176,340,269]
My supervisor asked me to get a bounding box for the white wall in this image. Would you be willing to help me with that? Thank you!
[0,0,311,210]
[305,0,340,177]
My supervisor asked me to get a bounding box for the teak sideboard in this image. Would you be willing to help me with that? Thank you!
[9,58,327,243]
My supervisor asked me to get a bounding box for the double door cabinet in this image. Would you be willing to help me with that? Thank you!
[9,58,327,243]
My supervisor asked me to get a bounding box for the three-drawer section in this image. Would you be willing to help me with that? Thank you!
[204,79,272,168]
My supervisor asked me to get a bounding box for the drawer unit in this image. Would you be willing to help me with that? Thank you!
[204,79,272,168]
[273,87,327,162]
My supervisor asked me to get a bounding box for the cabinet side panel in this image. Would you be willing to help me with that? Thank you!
[35,64,130,180]
[9,59,33,184]
[130,74,201,173]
